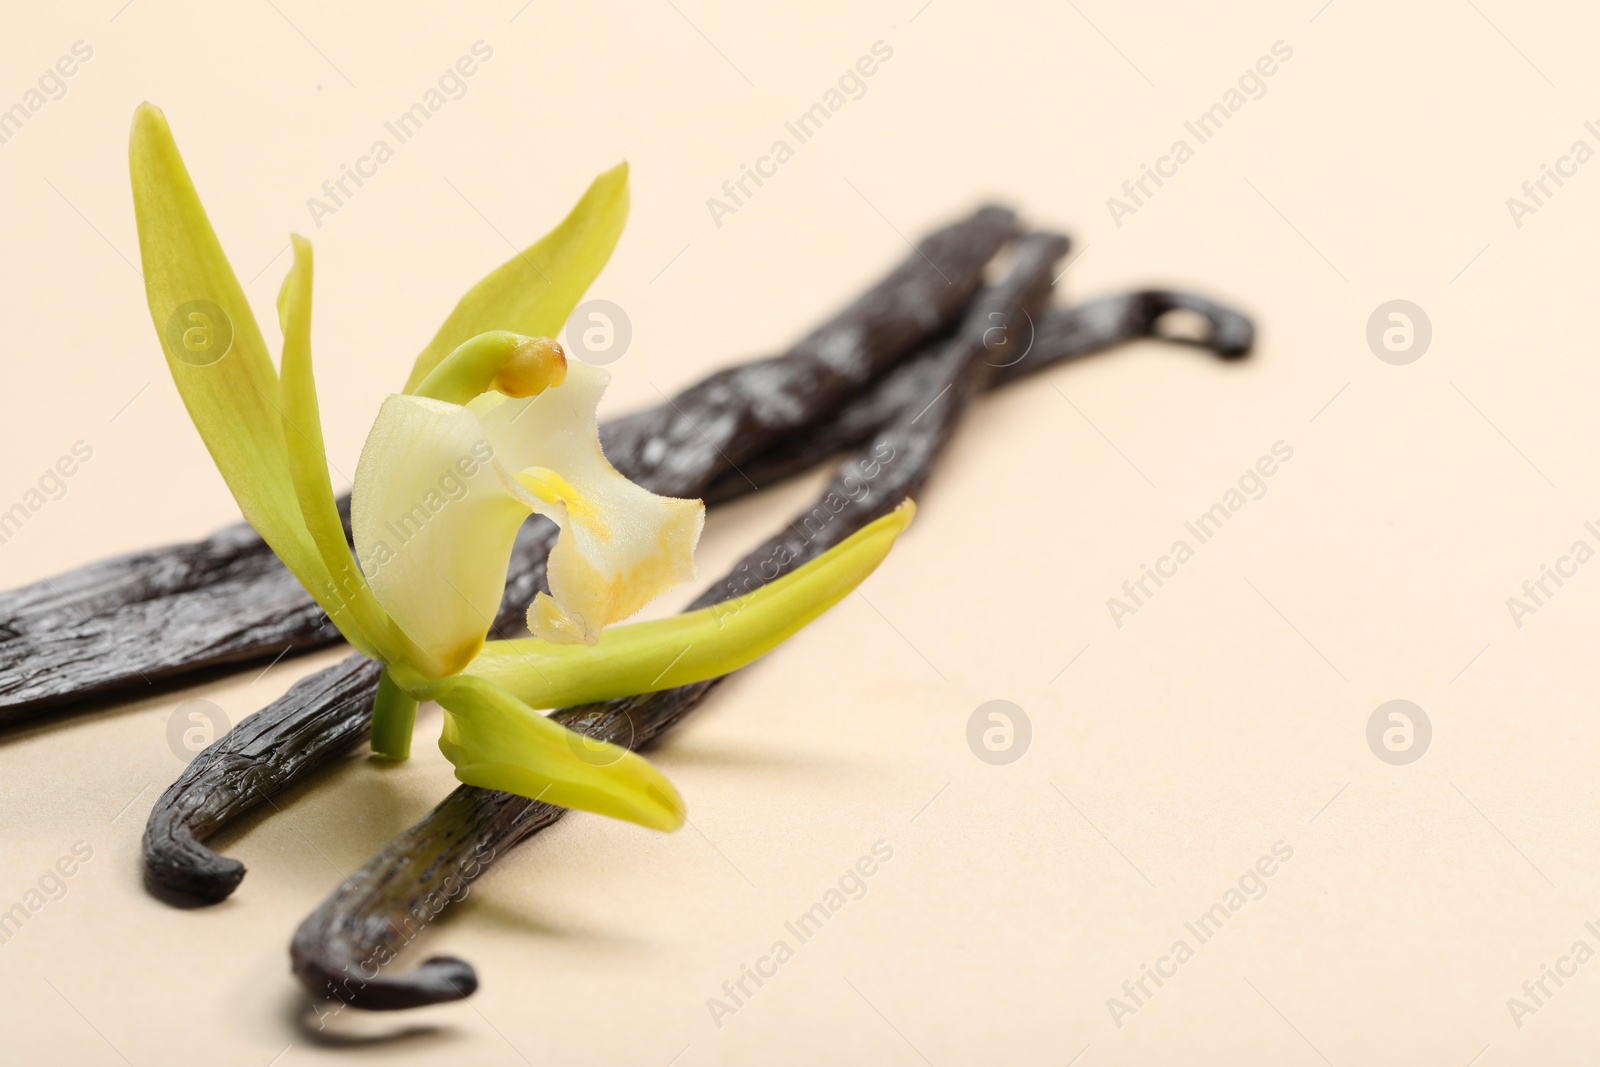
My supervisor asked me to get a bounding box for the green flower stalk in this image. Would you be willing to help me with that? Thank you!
[128,104,913,833]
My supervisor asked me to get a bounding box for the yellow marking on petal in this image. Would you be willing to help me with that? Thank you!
[525,498,701,645]
[477,361,704,646]
[458,499,917,703]
[512,467,611,540]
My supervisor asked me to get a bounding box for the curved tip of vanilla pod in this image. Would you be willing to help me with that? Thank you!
[291,945,479,1011]
[141,838,246,906]
[1145,290,1255,360]
[141,738,253,906]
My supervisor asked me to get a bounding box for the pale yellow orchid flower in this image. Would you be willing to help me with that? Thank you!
[128,103,913,833]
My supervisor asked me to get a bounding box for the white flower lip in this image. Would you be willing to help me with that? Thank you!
[352,362,703,677]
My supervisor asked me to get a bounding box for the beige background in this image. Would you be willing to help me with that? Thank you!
[2,0,1598,1063]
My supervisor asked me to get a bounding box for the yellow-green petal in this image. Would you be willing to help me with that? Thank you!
[128,103,339,621]
[434,674,684,831]
[403,163,629,393]
[459,500,916,707]
[275,234,406,663]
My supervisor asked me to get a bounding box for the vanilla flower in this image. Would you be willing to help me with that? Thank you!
[128,104,912,831]
[355,331,703,676]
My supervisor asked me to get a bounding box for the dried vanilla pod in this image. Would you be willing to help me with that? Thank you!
[2,206,1017,724]
[288,231,1076,1010]
[145,281,1254,905]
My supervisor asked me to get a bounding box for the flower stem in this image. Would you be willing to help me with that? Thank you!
[370,668,418,759]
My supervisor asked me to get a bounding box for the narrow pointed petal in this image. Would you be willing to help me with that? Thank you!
[474,363,703,644]
[276,234,399,662]
[404,163,629,393]
[461,500,915,707]
[351,395,530,678]
[128,103,338,617]
[434,674,684,831]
